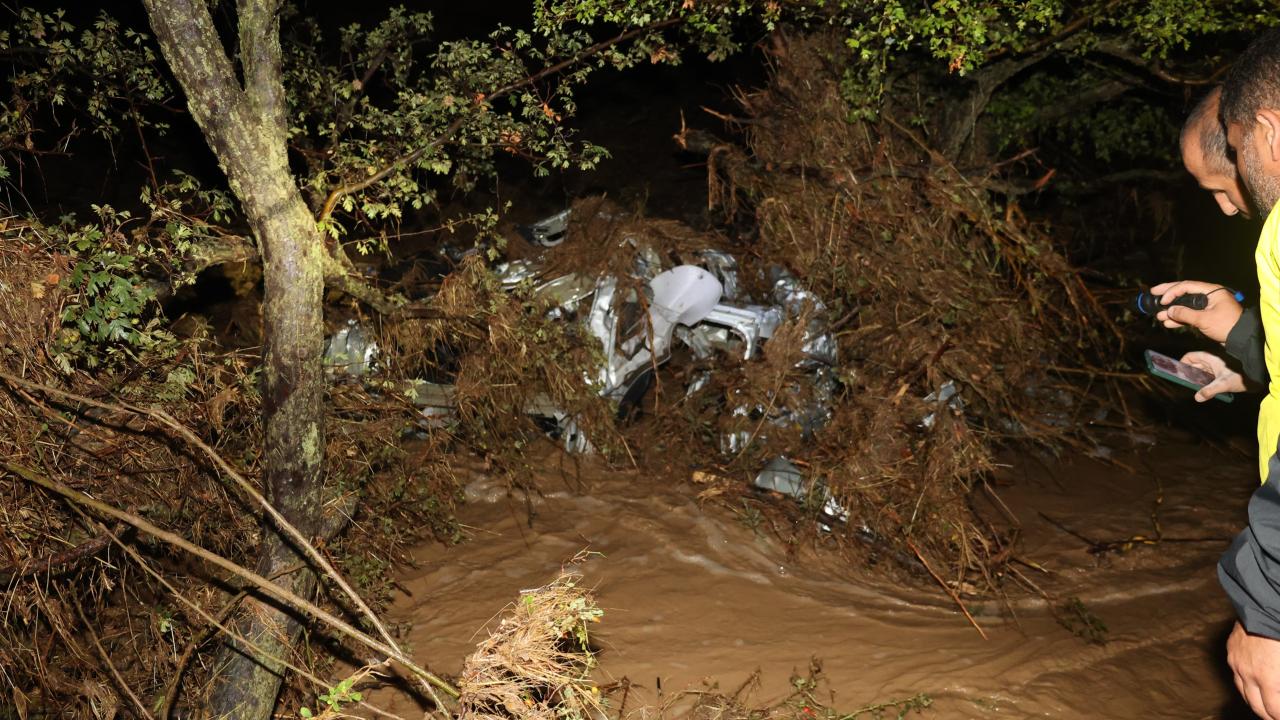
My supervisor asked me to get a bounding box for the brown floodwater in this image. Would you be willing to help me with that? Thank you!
[365,437,1258,719]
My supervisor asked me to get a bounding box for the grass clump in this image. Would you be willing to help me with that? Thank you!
[458,564,606,720]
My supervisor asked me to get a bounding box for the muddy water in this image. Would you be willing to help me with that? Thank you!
[370,441,1256,719]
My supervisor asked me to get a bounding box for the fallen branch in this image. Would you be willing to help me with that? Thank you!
[158,587,250,719]
[65,508,410,720]
[0,369,410,689]
[1,460,459,701]
[156,561,307,720]
[0,525,120,584]
[907,539,988,641]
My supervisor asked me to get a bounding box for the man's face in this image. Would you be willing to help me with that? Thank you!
[1229,120,1280,215]
[1182,129,1251,217]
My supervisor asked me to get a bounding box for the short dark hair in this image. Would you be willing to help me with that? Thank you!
[1222,28,1280,128]
[1183,88,1233,175]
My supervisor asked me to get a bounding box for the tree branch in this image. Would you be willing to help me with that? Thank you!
[0,369,421,695]
[141,0,246,133]
[73,508,410,720]
[236,0,288,142]
[1,459,459,700]
[1090,38,1222,86]
[1031,78,1133,127]
[0,526,120,584]
[317,15,682,223]
[322,253,407,315]
[181,233,259,277]
[938,47,1059,161]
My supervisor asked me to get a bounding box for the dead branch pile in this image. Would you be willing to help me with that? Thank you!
[0,221,251,714]
[0,218,453,714]
[444,33,1116,596]
[692,33,1116,585]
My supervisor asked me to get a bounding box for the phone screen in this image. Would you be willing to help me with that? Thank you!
[1144,350,1234,403]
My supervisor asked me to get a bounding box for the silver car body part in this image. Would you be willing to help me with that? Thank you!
[699,249,741,301]
[520,208,572,247]
[753,456,849,526]
[680,303,784,360]
[587,265,723,398]
[771,269,838,367]
[392,207,841,457]
[494,259,540,288]
[324,319,379,377]
[921,380,963,429]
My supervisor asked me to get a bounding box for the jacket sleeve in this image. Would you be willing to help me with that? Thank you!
[1220,464,1280,639]
[1226,305,1269,386]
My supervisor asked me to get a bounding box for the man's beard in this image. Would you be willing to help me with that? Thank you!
[1243,141,1280,214]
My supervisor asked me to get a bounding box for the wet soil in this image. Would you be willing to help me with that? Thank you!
[367,434,1257,719]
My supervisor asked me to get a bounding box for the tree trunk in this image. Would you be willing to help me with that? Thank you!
[141,1,332,716]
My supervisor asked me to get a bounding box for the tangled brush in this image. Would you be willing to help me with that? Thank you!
[674,30,1120,592]
[458,566,605,720]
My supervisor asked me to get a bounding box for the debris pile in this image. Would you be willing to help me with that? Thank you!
[389,33,1116,594]
[693,32,1116,583]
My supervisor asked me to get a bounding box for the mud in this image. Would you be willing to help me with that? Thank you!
[369,436,1256,719]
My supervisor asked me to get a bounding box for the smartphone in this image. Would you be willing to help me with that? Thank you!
[1144,349,1234,403]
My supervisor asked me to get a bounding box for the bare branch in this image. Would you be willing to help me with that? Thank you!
[72,509,410,720]
[1090,38,1223,86]
[1031,78,1134,126]
[938,47,1058,161]
[181,233,259,276]
[0,370,436,698]
[0,527,119,584]
[1,459,459,700]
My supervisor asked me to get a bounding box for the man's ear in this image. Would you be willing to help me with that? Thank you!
[1258,109,1280,163]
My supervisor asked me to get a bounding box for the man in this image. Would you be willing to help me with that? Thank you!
[1209,28,1280,720]
[1182,86,1253,219]
[1152,86,1261,399]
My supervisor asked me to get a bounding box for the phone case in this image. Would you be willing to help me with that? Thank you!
[1144,350,1234,403]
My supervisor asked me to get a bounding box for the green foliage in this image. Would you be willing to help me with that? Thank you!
[140,170,242,286]
[987,69,1177,166]
[801,0,1275,97]
[0,8,168,160]
[50,205,175,372]
[2,0,1276,244]
[280,1,774,245]
[528,571,605,648]
[298,672,368,719]
[277,0,1280,191]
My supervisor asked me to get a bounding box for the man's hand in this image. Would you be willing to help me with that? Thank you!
[1229,622,1280,719]
[1181,351,1247,401]
[1150,280,1243,344]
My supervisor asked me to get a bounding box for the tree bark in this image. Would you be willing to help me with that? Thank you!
[140,1,331,716]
